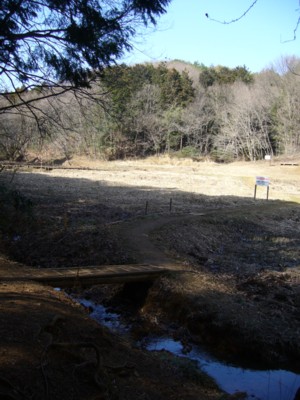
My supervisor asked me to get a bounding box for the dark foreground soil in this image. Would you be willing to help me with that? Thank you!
[0,275,227,400]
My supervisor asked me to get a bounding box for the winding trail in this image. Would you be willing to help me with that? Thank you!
[111,200,291,267]
[115,213,190,267]
[0,202,291,286]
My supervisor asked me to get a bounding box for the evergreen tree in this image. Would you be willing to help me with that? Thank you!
[0,0,171,112]
[199,65,253,88]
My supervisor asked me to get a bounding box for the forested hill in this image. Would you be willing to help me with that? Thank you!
[1,58,300,162]
[154,60,201,83]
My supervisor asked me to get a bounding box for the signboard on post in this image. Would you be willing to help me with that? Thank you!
[264,154,272,165]
[254,176,270,200]
[256,176,270,186]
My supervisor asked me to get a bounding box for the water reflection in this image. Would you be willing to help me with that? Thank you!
[76,297,300,400]
[143,337,300,400]
[78,298,130,333]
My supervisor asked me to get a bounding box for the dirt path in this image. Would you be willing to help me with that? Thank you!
[114,214,189,266]
[113,201,290,267]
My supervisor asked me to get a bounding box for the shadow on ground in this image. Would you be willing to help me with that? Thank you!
[0,169,300,371]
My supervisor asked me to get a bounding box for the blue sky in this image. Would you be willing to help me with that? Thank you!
[123,0,300,72]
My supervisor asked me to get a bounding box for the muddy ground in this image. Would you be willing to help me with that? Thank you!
[0,156,300,399]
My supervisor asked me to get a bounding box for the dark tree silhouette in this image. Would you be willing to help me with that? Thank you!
[0,0,171,112]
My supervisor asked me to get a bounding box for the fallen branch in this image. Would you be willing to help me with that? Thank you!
[50,342,105,389]
[0,375,30,400]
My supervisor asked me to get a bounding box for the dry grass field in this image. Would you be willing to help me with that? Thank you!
[41,155,300,204]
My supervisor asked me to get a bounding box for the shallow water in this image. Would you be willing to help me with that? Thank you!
[78,298,130,333]
[76,297,300,400]
[142,337,300,400]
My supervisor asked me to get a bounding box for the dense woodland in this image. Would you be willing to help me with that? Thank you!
[1,57,300,162]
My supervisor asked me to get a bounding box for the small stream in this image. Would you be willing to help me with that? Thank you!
[77,297,300,400]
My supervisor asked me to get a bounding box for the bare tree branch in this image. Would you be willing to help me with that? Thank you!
[205,0,258,24]
[282,16,300,42]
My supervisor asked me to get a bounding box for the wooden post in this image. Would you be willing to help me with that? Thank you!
[169,198,172,212]
[145,200,148,215]
[63,212,68,230]
[255,177,270,200]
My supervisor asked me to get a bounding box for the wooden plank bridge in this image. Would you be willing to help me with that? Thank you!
[1,264,175,288]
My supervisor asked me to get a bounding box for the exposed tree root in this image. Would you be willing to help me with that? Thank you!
[50,342,105,388]
[0,376,30,400]
[37,314,119,398]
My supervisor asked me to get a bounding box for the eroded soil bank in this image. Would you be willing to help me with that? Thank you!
[0,278,226,400]
[90,202,300,371]
[145,204,300,370]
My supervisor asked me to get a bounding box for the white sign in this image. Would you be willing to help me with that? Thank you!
[264,155,271,161]
[256,176,270,186]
